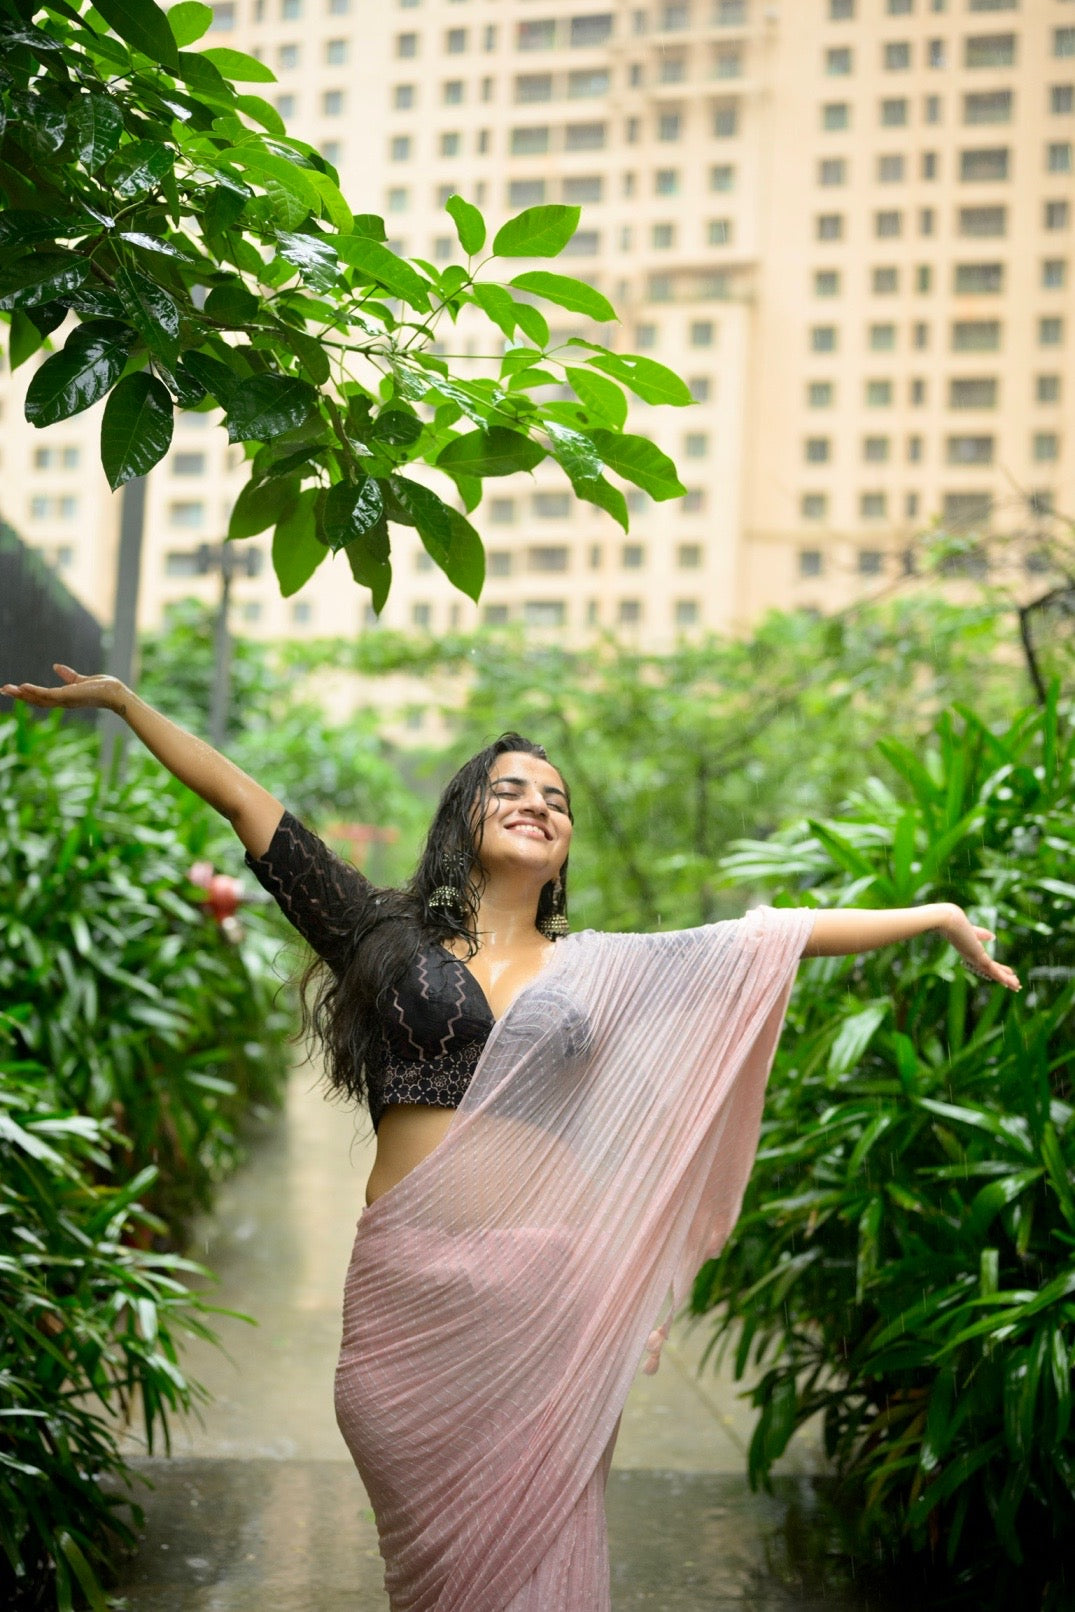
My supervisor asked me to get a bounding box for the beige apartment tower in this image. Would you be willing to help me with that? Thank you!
[3,0,1072,648]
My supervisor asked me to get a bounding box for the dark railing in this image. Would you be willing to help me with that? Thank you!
[0,520,103,710]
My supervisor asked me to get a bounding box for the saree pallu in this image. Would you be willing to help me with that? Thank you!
[335,907,815,1611]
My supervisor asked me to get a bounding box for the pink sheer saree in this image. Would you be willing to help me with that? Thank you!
[334,907,814,1611]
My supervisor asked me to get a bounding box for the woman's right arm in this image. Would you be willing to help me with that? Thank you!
[1,664,284,858]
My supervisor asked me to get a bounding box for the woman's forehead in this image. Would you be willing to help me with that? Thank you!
[488,751,566,792]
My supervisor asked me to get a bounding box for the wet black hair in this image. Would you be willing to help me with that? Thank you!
[299,733,571,1109]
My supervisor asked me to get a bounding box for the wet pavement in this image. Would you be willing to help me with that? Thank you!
[112,1070,891,1610]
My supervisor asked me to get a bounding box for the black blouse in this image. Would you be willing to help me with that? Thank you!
[245,812,495,1130]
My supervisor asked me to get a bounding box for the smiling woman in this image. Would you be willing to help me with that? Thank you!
[0,664,1020,1612]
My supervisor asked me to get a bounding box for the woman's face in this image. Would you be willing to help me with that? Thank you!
[475,751,573,882]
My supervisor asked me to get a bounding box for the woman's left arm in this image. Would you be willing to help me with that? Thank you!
[803,903,1021,992]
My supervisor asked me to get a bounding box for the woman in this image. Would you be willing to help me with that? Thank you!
[3,666,1020,1611]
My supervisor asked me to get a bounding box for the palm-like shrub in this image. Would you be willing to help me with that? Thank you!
[694,694,1075,1610]
[1,708,292,1606]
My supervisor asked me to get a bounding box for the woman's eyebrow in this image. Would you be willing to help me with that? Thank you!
[495,775,568,799]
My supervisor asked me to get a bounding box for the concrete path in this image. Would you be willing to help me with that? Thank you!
[113,1071,890,1610]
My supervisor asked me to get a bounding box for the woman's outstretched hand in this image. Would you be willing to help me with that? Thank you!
[1,664,127,713]
[937,903,1021,992]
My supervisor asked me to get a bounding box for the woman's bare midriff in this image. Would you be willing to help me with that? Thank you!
[365,1104,456,1204]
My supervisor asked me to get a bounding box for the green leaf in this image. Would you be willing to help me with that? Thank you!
[234,92,287,138]
[543,421,604,482]
[509,272,616,323]
[572,473,628,532]
[228,476,300,540]
[445,194,486,255]
[345,532,392,614]
[73,94,124,172]
[587,430,685,501]
[109,140,174,201]
[509,300,549,348]
[336,236,432,311]
[306,169,353,233]
[177,350,240,408]
[200,46,276,82]
[371,409,422,447]
[218,148,321,214]
[0,252,90,311]
[436,426,545,479]
[167,1,213,46]
[828,1001,888,1078]
[390,477,485,602]
[9,308,46,371]
[351,214,388,242]
[100,372,174,490]
[586,350,694,407]
[272,488,325,596]
[322,478,386,552]
[204,282,260,326]
[275,230,339,292]
[92,0,180,69]
[118,231,200,265]
[473,282,517,339]
[25,320,134,426]
[272,324,331,385]
[565,366,628,429]
[492,205,581,259]
[116,265,180,362]
[0,211,87,248]
[227,375,318,442]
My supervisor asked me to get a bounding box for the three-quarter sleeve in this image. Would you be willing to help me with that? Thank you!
[245,810,377,972]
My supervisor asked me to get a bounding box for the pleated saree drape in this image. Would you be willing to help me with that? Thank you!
[334,906,815,1611]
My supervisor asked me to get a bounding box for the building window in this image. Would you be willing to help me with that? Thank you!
[809,380,835,407]
[635,320,657,348]
[511,125,550,155]
[396,31,418,58]
[509,178,546,207]
[858,549,884,576]
[877,154,904,184]
[872,266,898,294]
[393,84,415,109]
[621,543,645,569]
[964,89,1011,124]
[910,378,927,405]
[527,544,569,572]
[965,34,1016,70]
[444,79,466,106]
[949,377,998,409]
[322,89,344,115]
[674,600,700,627]
[880,97,908,126]
[524,600,567,627]
[514,73,551,103]
[1036,375,1061,404]
[819,158,847,186]
[164,549,204,576]
[875,210,902,239]
[959,205,1007,238]
[446,28,467,54]
[275,94,296,117]
[563,175,603,203]
[826,47,852,76]
[707,219,733,246]
[1055,29,1075,60]
[533,493,571,520]
[907,435,923,464]
[326,38,347,65]
[386,186,409,212]
[487,550,512,578]
[169,501,204,527]
[440,132,461,156]
[657,112,682,141]
[960,147,1009,182]
[1047,143,1073,175]
[648,221,673,249]
[1033,433,1060,463]
[569,68,610,97]
[690,319,715,347]
[571,13,614,47]
[661,3,690,32]
[658,54,686,84]
[681,489,706,513]
[805,436,831,464]
[884,42,911,72]
[1039,317,1064,347]
[870,322,896,351]
[688,377,711,403]
[712,103,739,138]
[655,168,680,196]
[822,101,850,131]
[947,435,994,465]
[952,319,1001,351]
[863,436,889,463]
[798,543,824,572]
[954,262,1004,294]
[209,2,235,26]
[1042,259,1067,289]
[684,432,708,459]
[811,324,838,352]
[278,43,299,70]
[1045,201,1070,232]
[1052,86,1074,116]
[817,213,844,241]
[173,452,206,476]
[490,498,516,524]
[815,269,841,296]
[860,492,888,520]
[281,0,300,17]
[566,121,607,149]
[390,135,412,161]
[829,0,854,17]
[865,379,892,407]
[942,493,992,529]
[483,604,510,626]
[677,542,703,568]
[927,39,946,70]
[618,600,643,625]
[709,164,735,192]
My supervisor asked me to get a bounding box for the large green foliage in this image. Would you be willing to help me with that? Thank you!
[693,694,1075,1608]
[0,706,292,1606]
[0,0,686,609]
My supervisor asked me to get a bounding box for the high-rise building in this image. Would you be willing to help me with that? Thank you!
[4,0,1072,648]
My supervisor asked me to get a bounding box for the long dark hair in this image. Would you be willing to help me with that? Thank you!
[299,733,571,1108]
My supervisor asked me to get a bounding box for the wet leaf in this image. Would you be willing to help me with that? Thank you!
[226,375,318,442]
[25,320,134,425]
[100,372,174,489]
